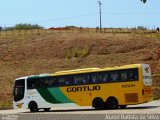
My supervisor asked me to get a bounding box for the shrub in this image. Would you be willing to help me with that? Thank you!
[137,26,147,30]
[5,23,44,30]
[66,47,89,59]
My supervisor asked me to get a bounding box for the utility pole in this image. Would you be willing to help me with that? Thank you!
[98,1,102,33]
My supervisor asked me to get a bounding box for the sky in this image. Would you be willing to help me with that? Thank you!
[1,0,160,29]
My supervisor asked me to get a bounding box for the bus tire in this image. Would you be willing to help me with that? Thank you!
[106,97,118,109]
[120,105,127,109]
[28,101,38,112]
[44,108,51,112]
[92,98,105,110]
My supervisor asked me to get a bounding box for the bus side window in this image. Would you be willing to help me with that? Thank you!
[91,73,100,83]
[65,75,74,85]
[73,75,82,85]
[129,69,138,81]
[58,77,66,86]
[110,72,119,82]
[100,73,109,83]
[43,78,50,87]
[120,71,128,81]
[48,79,55,87]
[27,79,39,89]
[81,74,90,84]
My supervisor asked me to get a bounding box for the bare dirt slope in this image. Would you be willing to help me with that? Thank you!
[0,32,160,107]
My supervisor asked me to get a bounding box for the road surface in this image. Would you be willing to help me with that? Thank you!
[0,100,160,120]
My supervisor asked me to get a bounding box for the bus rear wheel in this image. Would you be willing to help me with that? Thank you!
[29,101,38,112]
[106,97,118,109]
[44,108,51,112]
[92,98,105,110]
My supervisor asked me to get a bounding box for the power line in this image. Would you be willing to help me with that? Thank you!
[35,13,99,23]
[2,11,160,27]
[102,12,160,15]
[1,13,99,27]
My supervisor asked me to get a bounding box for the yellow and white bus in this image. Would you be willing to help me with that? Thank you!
[13,64,153,112]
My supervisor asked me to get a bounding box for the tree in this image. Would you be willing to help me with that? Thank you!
[65,25,78,28]
[141,0,147,3]
[15,23,44,30]
[0,26,2,31]
[5,23,44,30]
[137,26,147,30]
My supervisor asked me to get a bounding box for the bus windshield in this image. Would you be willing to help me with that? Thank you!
[13,79,25,102]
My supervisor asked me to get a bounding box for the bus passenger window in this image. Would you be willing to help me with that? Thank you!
[49,79,54,87]
[100,73,109,83]
[58,77,66,86]
[66,80,70,85]
[110,72,118,82]
[81,74,90,84]
[31,83,35,87]
[91,74,99,83]
[65,76,73,85]
[120,72,128,81]
[129,72,133,80]
[129,69,138,81]
[27,79,39,89]
[73,75,82,85]
[43,79,49,87]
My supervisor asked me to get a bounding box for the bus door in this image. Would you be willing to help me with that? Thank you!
[13,79,25,102]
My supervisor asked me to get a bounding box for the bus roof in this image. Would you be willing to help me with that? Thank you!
[15,76,29,80]
[14,64,146,80]
[15,74,51,80]
[51,64,143,76]
[55,68,100,74]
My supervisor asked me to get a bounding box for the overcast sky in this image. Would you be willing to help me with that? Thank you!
[1,0,160,28]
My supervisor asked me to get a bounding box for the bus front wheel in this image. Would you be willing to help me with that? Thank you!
[92,98,105,110]
[28,101,38,112]
[106,97,118,109]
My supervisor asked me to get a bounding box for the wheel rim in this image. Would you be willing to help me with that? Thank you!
[94,99,104,110]
[110,101,116,108]
[106,98,118,109]
[29,102,38,112]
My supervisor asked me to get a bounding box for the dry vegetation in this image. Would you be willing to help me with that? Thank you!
[0,30,160,108]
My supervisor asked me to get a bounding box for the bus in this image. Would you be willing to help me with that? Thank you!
[13,64,153,112]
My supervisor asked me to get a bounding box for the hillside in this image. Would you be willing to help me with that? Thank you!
[0,31,160,107]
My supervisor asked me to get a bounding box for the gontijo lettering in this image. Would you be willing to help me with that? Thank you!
[67,85,100,92]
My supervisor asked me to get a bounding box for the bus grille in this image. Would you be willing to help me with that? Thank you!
[125,93,138,103]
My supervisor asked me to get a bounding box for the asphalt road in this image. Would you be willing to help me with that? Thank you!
[0,100,160,120]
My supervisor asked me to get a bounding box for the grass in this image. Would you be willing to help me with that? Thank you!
[152,85,160,100]
[151,33,160,38]
[66,47,89,59]
[0,101,12,109]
